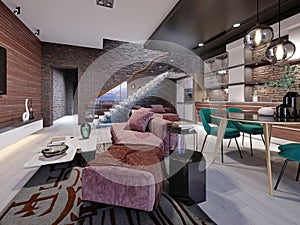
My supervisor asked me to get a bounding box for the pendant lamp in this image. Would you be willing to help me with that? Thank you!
[265,0,296,62]
[244,0,274,49]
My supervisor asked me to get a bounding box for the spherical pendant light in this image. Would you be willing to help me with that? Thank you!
[265,0,296,62]
[266,39,296,62]
[244,24,274,49]
[244,0,274,49]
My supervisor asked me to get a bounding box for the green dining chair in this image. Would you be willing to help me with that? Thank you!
[199,108,243,163]
[274,143,300,190]
[226,107,265,156]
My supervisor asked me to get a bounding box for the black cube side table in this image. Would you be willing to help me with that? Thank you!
[168,149,206,206]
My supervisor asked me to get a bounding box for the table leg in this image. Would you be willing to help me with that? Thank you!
[262,123,273,196]
[212,118,228,163]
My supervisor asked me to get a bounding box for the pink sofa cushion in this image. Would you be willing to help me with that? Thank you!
[128,108,154,132]
[82,144,164,211]
[163,113,180,121]
[82,166,156,211]
[111,123,164,152]
[151,104,166,113]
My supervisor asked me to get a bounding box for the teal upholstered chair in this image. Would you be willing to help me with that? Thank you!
[200,108,243,163]
[274,143,300,190]
[226,107,264,156]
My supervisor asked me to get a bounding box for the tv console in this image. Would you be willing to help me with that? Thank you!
[0,118,43,150]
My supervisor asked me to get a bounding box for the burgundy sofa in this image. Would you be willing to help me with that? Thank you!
[82,108,178,211]
[82,144,164,211]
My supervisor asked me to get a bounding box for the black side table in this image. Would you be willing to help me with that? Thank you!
[168,149,206,206]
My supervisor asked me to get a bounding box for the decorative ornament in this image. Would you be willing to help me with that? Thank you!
[22,98,30,122]
[80,123,91,139]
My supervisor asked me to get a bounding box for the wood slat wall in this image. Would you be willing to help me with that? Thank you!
[195,101,300,142]
[0,2,41,124]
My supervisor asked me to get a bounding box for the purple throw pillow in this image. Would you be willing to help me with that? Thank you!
[164,107,172,113]
[151,104,166,113]
[128,108,154,132]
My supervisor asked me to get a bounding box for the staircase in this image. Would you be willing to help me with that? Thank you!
[99,72,170,123]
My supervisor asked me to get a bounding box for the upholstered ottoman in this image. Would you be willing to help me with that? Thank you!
[82,144,164,211]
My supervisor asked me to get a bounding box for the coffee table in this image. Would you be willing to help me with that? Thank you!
[24,136,97,168]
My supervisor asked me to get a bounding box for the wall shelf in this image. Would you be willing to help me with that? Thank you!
[244,60,270,68]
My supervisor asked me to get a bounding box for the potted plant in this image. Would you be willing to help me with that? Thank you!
[264,64,300,90]
[264,64,300,117]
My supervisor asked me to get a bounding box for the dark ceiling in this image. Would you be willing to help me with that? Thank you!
[145,0,300,59]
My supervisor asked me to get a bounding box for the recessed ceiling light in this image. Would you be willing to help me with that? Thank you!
[96,0,114,8]
[233,23,241,28]
[198,43,204,47]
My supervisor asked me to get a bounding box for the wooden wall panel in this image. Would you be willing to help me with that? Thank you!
[0,2,41,125]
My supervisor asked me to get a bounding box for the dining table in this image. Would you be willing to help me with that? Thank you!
[211,111,300,196]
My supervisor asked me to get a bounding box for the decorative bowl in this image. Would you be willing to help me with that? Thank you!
[41,144,69,158]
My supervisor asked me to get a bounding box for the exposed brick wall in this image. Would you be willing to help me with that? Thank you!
[207,89,228,101]
[252,42,300,102]
[0,2,42,125]
[53,69,67,120]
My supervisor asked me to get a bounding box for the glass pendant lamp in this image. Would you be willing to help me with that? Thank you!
[244,0,274,49]
[265,0,296,62]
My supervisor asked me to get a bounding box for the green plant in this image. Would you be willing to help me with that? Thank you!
[264,64,300,91]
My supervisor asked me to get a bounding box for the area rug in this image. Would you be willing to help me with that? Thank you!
[0,154,215,225]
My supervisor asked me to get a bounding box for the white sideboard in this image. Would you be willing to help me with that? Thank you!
[0,119,43,150]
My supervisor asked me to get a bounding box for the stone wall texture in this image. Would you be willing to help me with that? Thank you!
[53,69,69,120]
[42,40,202,126]
[41,42,103,126]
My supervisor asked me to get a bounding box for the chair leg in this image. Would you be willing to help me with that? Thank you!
[221,140,224,163]
[242,132,245,145]
[274,159,289,190]
[235,138,243,159]
[261,134,265,145]
[227,139,232,148]
[249,134,253,156]
[296,163,300,182]
[201,134,208,153]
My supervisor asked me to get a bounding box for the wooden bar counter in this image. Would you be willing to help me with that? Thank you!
[195,101,300,142]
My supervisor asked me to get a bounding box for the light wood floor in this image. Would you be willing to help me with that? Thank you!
[0,116,299,225]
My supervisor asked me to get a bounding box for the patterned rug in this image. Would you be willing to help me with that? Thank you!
[0,154,215,225]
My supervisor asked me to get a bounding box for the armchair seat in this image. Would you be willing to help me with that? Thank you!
[226,107,264,156]
[238,123,263,134]
[200,108,243,163]
[211,127,240,139]
[274,143,300,190]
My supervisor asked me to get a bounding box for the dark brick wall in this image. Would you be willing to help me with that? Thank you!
[53,69,66,120]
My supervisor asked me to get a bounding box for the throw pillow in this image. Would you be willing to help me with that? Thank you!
[151,104,166,113]
[128,108,154,132]
[132,105,142,110]
[164,107,172,113]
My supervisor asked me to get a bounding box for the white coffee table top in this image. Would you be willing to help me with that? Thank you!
[24,136,97,168]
